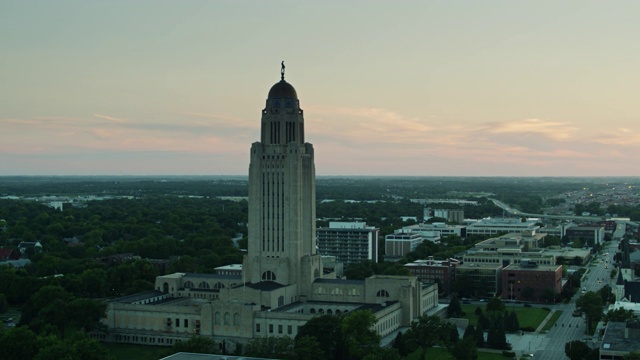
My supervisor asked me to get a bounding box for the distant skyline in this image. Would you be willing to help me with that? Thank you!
[2,1,640,176]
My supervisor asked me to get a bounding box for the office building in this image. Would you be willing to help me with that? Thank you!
[317,222,379,265]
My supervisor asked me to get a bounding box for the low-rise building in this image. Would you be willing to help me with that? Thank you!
[400,222,466,240]
[465,218,540,236]
[0,247,19,261]
[501,262,563,303]
[599,321,640,360]
[404,257,459,295]
[214,264,243,277]
[17,241,42,255]
[539,222,576,239]
[431,209,465,224]
[565,225,604,247]
[455,263,503,298]
[385,232,423,258]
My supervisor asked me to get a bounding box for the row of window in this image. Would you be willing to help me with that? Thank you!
[166,318,195,328]
[183,281,225,289]
[114,334,179,345]
[315,287,360,296]
[214,312,241,326]
[256,323,295,335]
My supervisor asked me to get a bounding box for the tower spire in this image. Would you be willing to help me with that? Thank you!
[281,61,285,80]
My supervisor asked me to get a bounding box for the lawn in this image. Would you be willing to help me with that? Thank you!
[105,343,171,360]
[461,304,550,331]
[406,347,511,360]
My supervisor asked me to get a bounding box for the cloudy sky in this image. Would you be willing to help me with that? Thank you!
[2,1,640,176]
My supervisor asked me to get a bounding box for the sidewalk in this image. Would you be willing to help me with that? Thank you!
[535,309,557,333]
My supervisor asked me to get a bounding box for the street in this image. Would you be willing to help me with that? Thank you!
[507,241,617,359]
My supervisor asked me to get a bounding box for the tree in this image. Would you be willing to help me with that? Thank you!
[391,331,409,357]
[604,308,636,323]
[565,340,593,360]
[344,260,375,280]
[170,336,217,355]
[71,336,111,360]
[506,311,520,332]
[0,326,39,360]
[473,324,485,348]
[33,335,67,360]
[624,352,640,360]
[244,336,293,359]
[451,336,478,360]
[0,293,8,314]
[296,315,345,360]
[409,315,453,360]
[68,298,107,332]
[448,295,462,318]
[292,335,325,360]
[362,348,402,360]
[486,319,508,350]
[463,324,475,340]
[486,297,505,312]
[600,285,615,304]
[341,310,380,360]
[575,291,604,334]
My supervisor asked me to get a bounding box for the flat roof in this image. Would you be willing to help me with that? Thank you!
[112,290,165,304]
[457,263,502,269]
[314,278,365,285]
[503,263,561,272]
[601,321,640,353]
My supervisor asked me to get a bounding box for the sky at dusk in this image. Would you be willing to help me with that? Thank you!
[2,1,640,177]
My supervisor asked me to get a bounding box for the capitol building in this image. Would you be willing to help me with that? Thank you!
[100,65,438,349]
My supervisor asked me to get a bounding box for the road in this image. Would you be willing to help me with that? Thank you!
[512,241,617,359]
[490,199,606,222]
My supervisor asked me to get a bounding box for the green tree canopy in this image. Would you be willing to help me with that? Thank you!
[575,291,604,334]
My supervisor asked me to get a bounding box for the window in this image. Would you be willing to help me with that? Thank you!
[175,318,180,327]
[262,271,276,281]
[184,319,188,328]
[233,313,240,326]
[215,312,221,325]
[278,325,283,334]
[256,324,260,333]
[224,312,230,325]
[287,325,292,335]
[269,324,273,333]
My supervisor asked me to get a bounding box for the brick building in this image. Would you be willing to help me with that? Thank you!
[501,261,563,303]
[404,257,459,295]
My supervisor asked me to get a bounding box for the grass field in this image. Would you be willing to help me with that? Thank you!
[105,343,171,360]
[406,347,511,360]
[461,304,550,331]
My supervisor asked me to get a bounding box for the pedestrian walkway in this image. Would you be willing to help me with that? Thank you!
[536,309,557,332]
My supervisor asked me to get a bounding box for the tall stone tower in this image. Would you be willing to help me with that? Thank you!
[243,63,322,297]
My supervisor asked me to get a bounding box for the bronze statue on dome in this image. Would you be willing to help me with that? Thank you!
[281,61,285,80]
